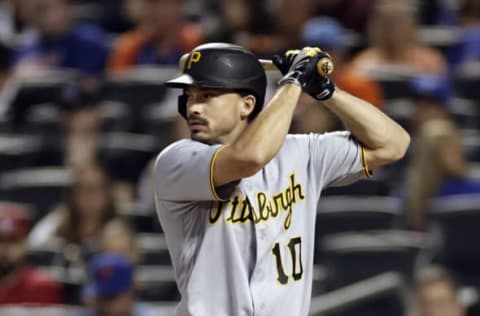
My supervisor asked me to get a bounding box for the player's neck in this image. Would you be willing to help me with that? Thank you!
[217,122,248,145]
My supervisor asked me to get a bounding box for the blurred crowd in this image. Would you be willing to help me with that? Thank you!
[0,0,479,315]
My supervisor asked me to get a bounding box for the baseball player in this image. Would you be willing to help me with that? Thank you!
[154,43,410,316]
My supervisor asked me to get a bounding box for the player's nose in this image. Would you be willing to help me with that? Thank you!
[187,100,205,116]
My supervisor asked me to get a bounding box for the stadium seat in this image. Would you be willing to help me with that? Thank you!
[136,233,171,265]
[310,272,407,316]
[462,131,480,162]
[38,265,86,305]
[383,98,413,131]
[7,70,77,129]
[429,195,480,285]
[99,132,158,184]
[0,134,45,172]
[0,167,72,222]
[315,196,403,249]
[141,102,180,143]
[453,71,480,108]
[121,209,163,233]
[100,101,133,132]
[27,249,62,267]
[450,98,479,130]
[23,103,62,135]
[321,230,429,290]
[321,179,391,196]
[368,71,414,100]
[137,265,180,301]
[105,67,178,132]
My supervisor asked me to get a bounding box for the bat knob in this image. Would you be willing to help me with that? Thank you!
[316,57,334,76]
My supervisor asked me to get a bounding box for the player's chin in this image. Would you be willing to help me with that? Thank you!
[191,131,215,144]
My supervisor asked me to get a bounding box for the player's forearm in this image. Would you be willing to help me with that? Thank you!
[213,84,300,186]
[322,89,410,163]
[231,84,301,168]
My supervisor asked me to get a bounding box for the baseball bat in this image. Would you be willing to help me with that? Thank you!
[258,58,334,76]
[179,54,334,76]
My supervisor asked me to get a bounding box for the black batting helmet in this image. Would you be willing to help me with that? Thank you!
[165,43,267,120]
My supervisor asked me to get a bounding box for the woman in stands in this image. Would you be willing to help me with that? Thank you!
[404,119,480,231]
[349,0,447,76]
[29,164,120,256]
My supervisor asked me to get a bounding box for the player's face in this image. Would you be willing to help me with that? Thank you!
[184,86,253,144]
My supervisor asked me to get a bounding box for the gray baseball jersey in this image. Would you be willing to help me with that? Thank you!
[154,131,369,316]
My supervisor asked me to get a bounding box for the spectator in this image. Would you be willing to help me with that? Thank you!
[459,0,480,26]
[302,16,384,107]
[59,79,104,169]
[448,0,480,71]
[81,253,157,316]
[409,75,451,133]
[350,1,447,76]
[312,0,376,35]
[272,0,315,50]
[404,119,480,231]
[108,0,203,71]
[12,0,109,76]
[414,265,466,316]
[206,0,278,57]
[100,220,141,265]
[291,16,384,134]
[0,203,63,305]
[29,164,119,255]
[56,80,136,204]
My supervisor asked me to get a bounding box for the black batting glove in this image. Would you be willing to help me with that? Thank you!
[303,72,336,101]
[273,47,335,101]
[272,49,299,75]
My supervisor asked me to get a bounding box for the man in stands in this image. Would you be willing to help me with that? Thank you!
[0,202,63,304]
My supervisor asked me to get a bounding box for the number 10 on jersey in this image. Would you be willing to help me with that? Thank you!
[271,236,303,285]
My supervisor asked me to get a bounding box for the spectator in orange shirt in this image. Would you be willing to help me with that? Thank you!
[291,16,384,133]
[108,0,204,71]
[350,1,447,76]
[302,16,384,107]
[0,203,63,305]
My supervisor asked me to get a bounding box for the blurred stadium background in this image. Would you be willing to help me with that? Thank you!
[0,0,480,315]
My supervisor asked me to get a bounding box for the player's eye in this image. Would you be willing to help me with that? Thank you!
[202,92,218,99]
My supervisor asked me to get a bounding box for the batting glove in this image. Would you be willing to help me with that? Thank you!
[273,47,335,101]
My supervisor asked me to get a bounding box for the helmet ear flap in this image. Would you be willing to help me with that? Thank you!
[178,94,188,119]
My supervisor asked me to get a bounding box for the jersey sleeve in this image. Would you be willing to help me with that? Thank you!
[154,139,232,202]
[309,131,371,188]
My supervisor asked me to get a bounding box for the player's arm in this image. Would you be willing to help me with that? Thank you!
[274,48,410,170]
[213,84,300,187]
[321,89,410,169]
[213,48,321,187]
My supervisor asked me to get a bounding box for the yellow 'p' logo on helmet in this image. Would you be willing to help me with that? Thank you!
[187,51,202,70]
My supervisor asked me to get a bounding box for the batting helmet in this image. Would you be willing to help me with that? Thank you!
[165,43,267,120]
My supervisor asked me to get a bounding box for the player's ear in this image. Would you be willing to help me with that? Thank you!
[240,94,256,120]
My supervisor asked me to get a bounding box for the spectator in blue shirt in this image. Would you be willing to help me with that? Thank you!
[81,253,161,316]
[12,0,109,76]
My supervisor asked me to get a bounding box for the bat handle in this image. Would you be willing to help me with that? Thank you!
[259,58,334,76]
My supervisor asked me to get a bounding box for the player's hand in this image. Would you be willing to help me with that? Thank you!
[274,47,335,101]
[272,49,299,75]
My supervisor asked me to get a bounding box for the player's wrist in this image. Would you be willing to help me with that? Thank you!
[278,71,303,87]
